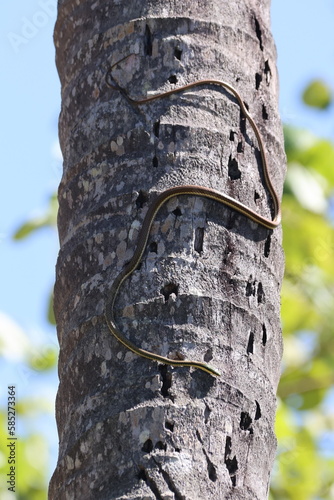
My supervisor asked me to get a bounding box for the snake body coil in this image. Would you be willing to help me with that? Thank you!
[105,70,281,377]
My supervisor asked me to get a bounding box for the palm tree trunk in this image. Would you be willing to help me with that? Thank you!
[50,0,285,498]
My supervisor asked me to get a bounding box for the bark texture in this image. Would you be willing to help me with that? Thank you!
[50,0,285,498]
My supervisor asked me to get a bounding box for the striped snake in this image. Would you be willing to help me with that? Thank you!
[105,60,281,377]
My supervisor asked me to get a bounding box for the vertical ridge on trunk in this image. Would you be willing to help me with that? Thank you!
[50,1,285,498]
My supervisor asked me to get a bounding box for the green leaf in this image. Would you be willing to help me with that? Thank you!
[47,291,56,326]
[298,388,326,411]
[284,126,317,162]
[13,193,58,241]
[302,79,332,109]
[282,195,334,277]
[300,139,334,186]
[16,397,53,416]
[284,126,334,187]
[281,281,320,336]
[27,345,58,371]
[273,403,326,499]
[285,163,327,213]
[0,413,48,499]
[13,216,50,240]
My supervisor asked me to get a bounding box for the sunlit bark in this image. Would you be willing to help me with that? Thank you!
[50,1,285,498]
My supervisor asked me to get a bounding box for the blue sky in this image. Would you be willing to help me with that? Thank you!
[272,0,334,137]
[1,0,334,479]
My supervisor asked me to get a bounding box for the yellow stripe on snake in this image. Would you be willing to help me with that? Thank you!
[105,66,281,377]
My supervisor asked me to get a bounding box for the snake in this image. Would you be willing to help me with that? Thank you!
[105,63,281,377]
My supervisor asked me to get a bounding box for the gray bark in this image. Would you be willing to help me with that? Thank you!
[50,0,285,499]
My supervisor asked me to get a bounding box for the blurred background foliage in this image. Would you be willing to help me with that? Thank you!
[1,79,334,499]
[270,79,334,500]
[0,194,57,499]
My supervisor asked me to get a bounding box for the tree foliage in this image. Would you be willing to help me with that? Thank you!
[0,194,58,499]
[0,313,57,499]
[270,87,334,499]
[302,79,332,110]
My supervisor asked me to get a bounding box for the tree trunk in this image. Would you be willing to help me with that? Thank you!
[50,0,285,499]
